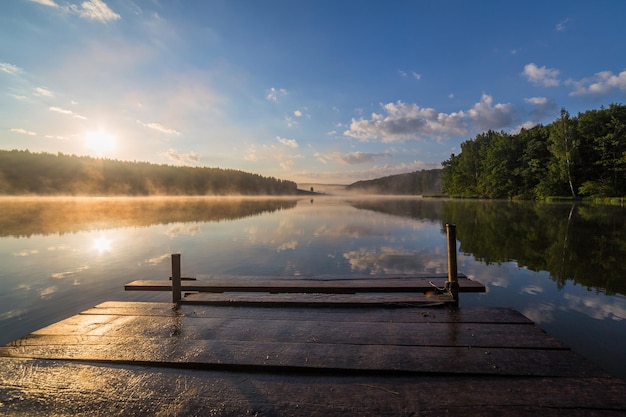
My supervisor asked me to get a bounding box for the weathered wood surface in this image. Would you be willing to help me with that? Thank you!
[124,274,485,293]
[1,301,625,416]
[181,291,453,306]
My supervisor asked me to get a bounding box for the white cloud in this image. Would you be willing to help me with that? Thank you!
[344,101,467,142]
[244,145,259,161]
[28,0,59,7]
[399,70,421,80]
[34,87,54,97]
[164,148,200,165]
[524,96,548,105]
[137,120,181,136]
[70,0,120,22]
[555,18,570,32]
[277,136,298,148]
[319,151,391,165]
[467,94,515,131]
[10,128,37,136]
[30,0,120,22]
[568,70,626,96]
[522,63,560,87]
[284,116,298,128]
[266,87,287,102]
[294,110,303,117]
[0,62,22,74]
[49,106,87,119]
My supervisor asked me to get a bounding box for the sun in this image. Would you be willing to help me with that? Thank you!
[85,130,116,155]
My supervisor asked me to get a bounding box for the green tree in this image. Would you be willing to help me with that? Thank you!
[548,108,579,197]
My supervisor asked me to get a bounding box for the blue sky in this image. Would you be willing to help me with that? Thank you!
[1,0,625,184]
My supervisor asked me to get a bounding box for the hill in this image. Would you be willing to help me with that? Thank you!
[345,169,442,195]
[0,150,298,196]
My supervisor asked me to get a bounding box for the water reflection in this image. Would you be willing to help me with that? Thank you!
[349,199,626,296]
[92,236,112,253]
[0,197,299,237]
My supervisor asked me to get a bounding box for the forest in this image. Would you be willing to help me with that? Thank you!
[345,169,442,195]
[442,104,626,200]
[0,150,298,196]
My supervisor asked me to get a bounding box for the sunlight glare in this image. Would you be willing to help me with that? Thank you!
[85,130,116,155]
[92,236,112,253]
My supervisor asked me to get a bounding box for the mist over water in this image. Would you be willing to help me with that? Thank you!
[0,196,625,379]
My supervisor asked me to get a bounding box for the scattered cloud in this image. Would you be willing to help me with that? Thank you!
[29,0,120,22]
[45,134,69,140]
[344,101,467,142]
[34,87,54,97]
[49,106,87,119]
[277,136,298,148]
[164,148,200,165]
[10,128,37,136]
[266,87,287,102]
[144,254,170,265]
[567,70,626,96]
[28,0,59,7]
[69,0,120,22]
[524,97,548,105]
[137,120,181,136]
[285,116,298,128]
[51,265,89,279]
[399,70,421,80]
[467,93,515,131]
[344,95,518,143]
[244,145,259,161]
[294,110,302,117]
[0,62,22,74]
[318,151,391,165]
[555,18,570,32]
[522,63,560,87]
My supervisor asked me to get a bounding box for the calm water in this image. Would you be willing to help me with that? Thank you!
[1,196,625,379]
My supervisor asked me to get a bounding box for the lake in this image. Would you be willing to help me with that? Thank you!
[1,196,625,380]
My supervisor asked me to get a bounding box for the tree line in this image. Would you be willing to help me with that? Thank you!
[442,104,626,199]
[0,150,298,196]
[346,169,442,195]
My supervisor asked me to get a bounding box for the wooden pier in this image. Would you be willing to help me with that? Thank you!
[1,267,626,415]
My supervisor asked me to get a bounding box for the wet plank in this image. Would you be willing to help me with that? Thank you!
[180,291,452,306]
[16,314,562,349]
[84,302,534,324]
[124,276,486,293]
[1,358,625,416]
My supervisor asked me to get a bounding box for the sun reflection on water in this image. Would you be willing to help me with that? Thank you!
[92,236,112,253]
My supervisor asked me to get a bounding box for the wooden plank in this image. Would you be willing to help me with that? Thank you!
[180,292,452,307]
[1,357,624,416]
[0,337,604,377]
[15,316,564,349]
[84,303,534,324]
[124,276,485,293]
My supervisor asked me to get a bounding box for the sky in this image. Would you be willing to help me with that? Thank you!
[1,0,626,185]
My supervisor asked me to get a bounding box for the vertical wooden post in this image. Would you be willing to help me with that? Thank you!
[171,253,182,304]
[446,224,459,305]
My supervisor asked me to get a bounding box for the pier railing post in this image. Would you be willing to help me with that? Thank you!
[171,253,182,304]
[446,224,459,305]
